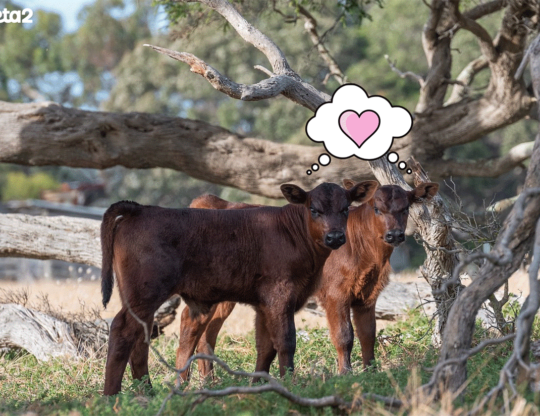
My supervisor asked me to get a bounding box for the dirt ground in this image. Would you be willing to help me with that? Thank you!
[0,269,530,337]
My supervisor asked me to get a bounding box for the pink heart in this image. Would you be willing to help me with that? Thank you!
[339,110,380,148]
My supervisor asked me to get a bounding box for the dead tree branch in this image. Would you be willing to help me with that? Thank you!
[433,141,534,177]
[385,55,425,86]
[446,56,488,105]
[296,4,346,85]
[468,218,540,414]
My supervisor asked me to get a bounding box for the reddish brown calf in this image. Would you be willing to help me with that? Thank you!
[187,180,439,377]
[100,181,378,395]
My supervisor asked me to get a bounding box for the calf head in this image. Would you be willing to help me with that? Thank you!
[281,181,378,250]
[343,179,439,247]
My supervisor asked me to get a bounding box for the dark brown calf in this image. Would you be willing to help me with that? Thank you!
[100,181,378,395]
[187,180,439,377]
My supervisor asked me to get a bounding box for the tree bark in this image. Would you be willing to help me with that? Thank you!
[0,101,372,199]
[433,32,540,393]
[0,213,100,267]
[0,303,80,361]
[0,99,534,200]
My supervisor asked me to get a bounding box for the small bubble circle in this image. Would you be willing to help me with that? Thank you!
[319,154,331,166]
[398,161,407,170]
[406,168,412,174]
[307,170,312,175]
[387,152,399,163]
[312,164,319,171]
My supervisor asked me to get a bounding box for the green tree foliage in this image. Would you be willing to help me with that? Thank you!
[0,0,536,211]
[1,171,59,201]
[0,0,153,106]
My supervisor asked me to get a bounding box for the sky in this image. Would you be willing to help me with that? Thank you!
[16,0,144,33]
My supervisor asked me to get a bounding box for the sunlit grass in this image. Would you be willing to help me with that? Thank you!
[1,309,539,415]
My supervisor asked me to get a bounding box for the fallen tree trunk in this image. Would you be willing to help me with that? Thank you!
[0,304,80,360]
[305,280,433,320]
[0,296,181,360]
[0,214,101,266]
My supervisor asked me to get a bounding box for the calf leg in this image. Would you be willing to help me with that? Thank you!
[258,303,296,378]
[322,297,354,374]
[128,316,154,385]
[351,304,376,368]
[253,309,277,382]
[175,305,215,382]
[196,301,237,378]
[104,307,151,395]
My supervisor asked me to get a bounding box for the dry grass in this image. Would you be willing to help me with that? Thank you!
[0,267,529,340]
[0,276,410,337]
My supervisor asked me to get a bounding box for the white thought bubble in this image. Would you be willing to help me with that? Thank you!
[306,84,413,160]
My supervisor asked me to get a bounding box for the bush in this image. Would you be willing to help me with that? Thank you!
[1,171,59,201]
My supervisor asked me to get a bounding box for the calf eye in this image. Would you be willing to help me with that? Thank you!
[310,207,318,217]
[342,207,349,216]
[374,207,381,215]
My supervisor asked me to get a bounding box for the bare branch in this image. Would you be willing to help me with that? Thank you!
[436,187,540,298]
[446,56,489,105]
[191,0,295,76]
[463,0,506,21]
[254,65,274,77]
[2,101,374,198]
[161,353,403,411]
[20,83,46,102]
[296,4,346,85]
[144,45,329,111]
[385,55,425,86]
[515,38,536,80]
[423,333,516,392]
[271,0,297,23]
[469,218,540,414]
[418,0,453,112]
[144,45,295,102]
[0,214,101,267]
[434,141,534,177]
[447,1,498,62]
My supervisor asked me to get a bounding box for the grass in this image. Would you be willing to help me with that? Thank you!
[1,308,539,415]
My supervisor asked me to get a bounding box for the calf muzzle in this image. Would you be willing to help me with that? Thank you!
[384,229,405,245]
[325,231,346,249]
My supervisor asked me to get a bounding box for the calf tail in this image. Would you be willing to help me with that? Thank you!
[101,201,141,308]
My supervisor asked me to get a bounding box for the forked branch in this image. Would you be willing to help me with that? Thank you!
[144,45,296,102]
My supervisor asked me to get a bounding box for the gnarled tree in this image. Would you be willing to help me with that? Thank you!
[1,0,540,393]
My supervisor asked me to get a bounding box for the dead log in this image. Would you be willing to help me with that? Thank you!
[0,304,80,360]
[0,295,181,360]
[305,280,434,321]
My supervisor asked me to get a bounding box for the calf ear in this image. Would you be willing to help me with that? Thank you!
[281,184,308,204]
[410,182,439,203]
[342,179,355,190]
[347,180,379,203]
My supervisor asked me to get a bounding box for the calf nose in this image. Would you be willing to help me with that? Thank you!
[385,229,405,245]
[325,231,346,249]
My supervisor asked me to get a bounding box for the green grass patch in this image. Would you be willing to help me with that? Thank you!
[1,308,538,415]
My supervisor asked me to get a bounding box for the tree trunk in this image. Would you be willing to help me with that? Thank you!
[0,101,372,199]
[433,31,540,394]
[0,99,534,199]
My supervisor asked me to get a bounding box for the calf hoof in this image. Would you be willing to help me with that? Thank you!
[338,366,352,375]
